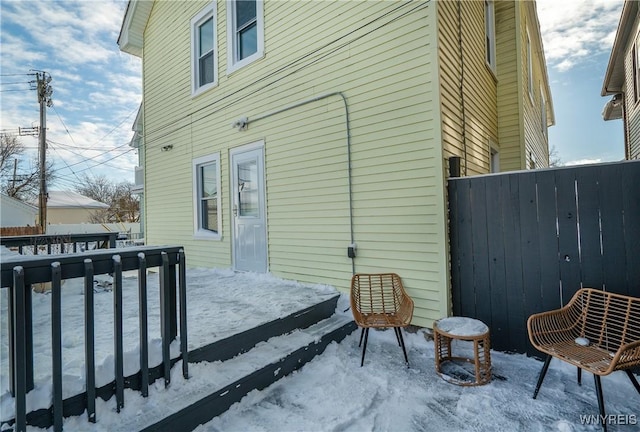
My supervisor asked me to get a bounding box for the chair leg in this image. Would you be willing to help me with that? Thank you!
[577,367,582,386]
[393,327,402,346]
[358,327,365,347]
[360,328,369,367]
[625,369,640,394]
[397,327,409,367]
[594,375,607,432]
[533,355,552,399]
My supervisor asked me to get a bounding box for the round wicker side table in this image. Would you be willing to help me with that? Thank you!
[433,317,491,386]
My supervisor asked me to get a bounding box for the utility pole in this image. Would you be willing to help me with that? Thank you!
[34,71,53,233]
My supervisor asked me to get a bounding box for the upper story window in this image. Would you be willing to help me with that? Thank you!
[484,0,496,71]
[193,153,222,240]
[191,4,218,96]
[227,0,264,73]
[527,29,534,102]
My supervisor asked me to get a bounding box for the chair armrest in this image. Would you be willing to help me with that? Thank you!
[396,292,414,325]
[610,340,640,373]
[527,306,580,347]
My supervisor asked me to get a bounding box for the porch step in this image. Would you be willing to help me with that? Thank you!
[188,294,342,364]
[119,313,357,431]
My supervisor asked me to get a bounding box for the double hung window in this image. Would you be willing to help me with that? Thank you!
[484,1,496,71]
[191,5,217,95]
[227,0,264,73]
[193,154,221,239]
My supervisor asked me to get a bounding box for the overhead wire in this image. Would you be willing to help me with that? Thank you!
[142,0,428,146]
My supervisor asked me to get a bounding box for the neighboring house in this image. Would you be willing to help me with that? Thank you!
[130,103,145,238]
[0,193,37,227]
[602,0,640,160]
[118,0,553,327]
[44,190,109,224]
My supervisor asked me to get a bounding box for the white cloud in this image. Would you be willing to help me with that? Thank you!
[537,0,623,72]
[564,158,603,166]
[0,0,140,187]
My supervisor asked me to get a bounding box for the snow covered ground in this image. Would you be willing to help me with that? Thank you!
[1,256,639,431]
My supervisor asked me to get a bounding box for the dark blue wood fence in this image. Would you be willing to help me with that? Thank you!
[448,160,640,355]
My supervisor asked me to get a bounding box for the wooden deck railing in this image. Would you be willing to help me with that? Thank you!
[0,232,118,255]
[0,246,188,432]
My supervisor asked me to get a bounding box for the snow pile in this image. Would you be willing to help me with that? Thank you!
[1,268,639,431]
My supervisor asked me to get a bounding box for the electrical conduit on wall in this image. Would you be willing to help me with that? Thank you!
[236,92,356,275]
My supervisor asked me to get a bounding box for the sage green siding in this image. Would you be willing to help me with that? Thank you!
[520,2,550,169]
[437,0,498,176]
[623,18,640,160]
[142,1,447,326]
[495,0,522,172]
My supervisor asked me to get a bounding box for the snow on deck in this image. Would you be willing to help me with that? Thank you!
[0,268,337,419]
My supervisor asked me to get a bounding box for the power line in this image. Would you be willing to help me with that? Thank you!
[142,0,428,147]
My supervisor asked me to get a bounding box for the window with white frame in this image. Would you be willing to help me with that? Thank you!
[490,146,500,173]
[193,154,221,239]
[484,0,496,71]
[191,4,217,95]
[227,0,264,73]
[527,29,533,101]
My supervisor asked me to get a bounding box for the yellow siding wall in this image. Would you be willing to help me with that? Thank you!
[495,0,522,171]
[519,2,550,169]
[437,0,498,176]
[142,0,447,326]
[623,18,640,160]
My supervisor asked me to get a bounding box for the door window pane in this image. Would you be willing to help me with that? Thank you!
[238,159,258,217]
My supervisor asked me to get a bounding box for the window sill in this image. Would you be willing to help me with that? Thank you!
[485,62,497,82]
[191,81,218,98]
[193,230,222,241]
[227,51,264,76]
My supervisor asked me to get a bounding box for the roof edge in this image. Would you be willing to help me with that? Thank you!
[601,1,637,96]
[117,1,153,58]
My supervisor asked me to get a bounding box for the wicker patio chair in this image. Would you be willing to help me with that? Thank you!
[527,288,640,431]
[350,273,414,367]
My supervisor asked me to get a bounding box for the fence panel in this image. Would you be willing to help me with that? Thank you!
[448,160,640,355]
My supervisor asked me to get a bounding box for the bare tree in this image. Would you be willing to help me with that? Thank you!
[549,145,563,167]
[76,174,139,223]
[0,135,54,201]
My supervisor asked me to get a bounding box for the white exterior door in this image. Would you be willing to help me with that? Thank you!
[231,143,267,272]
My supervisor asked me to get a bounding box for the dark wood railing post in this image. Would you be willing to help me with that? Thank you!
[113,255,124,412]
[84,259,96,423]
[13,266,27,432]
[138,253,149,397]
[160,252,172,387]
[51,262,63,432]
[8,278,34,398]
[178,249,189,379]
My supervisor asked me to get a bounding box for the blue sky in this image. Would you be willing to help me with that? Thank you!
[0,0,627,191]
